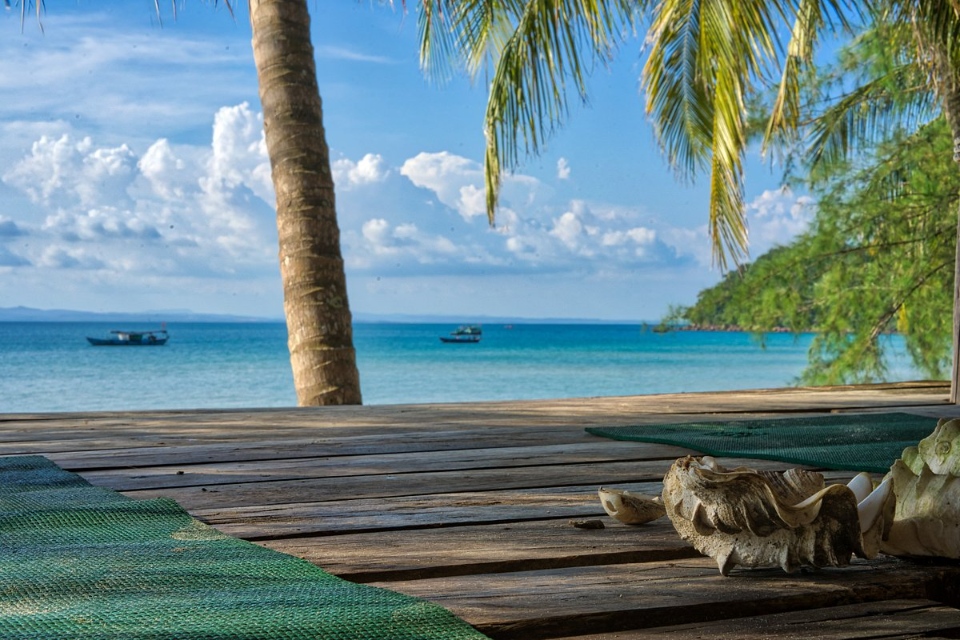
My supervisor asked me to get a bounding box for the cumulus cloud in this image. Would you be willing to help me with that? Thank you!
[347,217,465,271]
[655,187,814,268]
[400,151,487,221]
[139,139,190,200]
[0,93,807,318]
[333,153,389,188]
[492,198,673,269]
[602,228,658,250]
[204,102,273,203]
[550,211,588,251]
[3,135,137,208]
[42,206,162,242]
[747,187,814,252]
[1,104,278,280]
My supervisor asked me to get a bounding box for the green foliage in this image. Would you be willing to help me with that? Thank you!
[673,118,958,385]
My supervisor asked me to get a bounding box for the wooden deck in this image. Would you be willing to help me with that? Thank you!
[5,381,960,638]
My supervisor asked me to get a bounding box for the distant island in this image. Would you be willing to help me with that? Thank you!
[0,306,278,323]
[652,323,795,333]
[0,306,653,326]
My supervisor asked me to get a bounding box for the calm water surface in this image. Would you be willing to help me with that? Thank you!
[0,322,928,413]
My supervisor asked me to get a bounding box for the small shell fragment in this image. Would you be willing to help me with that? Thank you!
[598,487,667,525]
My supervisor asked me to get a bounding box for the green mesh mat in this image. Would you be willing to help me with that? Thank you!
[0,455,489,640]
[586,412,940,473]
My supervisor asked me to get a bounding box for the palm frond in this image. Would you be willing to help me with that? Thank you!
[765,0,832,148]
[807,42,937,168]
[12,0,44,33]
[476,0,640,223]
[645,0,794,267]
[810,77,936,167]
[643,0,713,179]
[419,0,525,83]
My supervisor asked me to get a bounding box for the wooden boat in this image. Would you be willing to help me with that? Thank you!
[87,329,169,346]
[440,325,482,343]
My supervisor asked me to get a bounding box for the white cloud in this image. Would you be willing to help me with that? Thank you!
[747,187,814,252]
[399,150,549,224]
[139,139,189,200]
[314,45,397,64]
[655,187,814,268]
[36,245,105,270]
[557,157,571,180]
[400,151,487,221]
[41,206,161,242]
[349,217,462,269]
[333,153,389,188]
[602,227,658,256]
[361,218,392,249]
[659,225,711,267]
[0,17,253,141]
[204,103,273,203]
[1,104,279,283]
[483,198,668,268]
[550,211,586,251]
[3,134,137,208]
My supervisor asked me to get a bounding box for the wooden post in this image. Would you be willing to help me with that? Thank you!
[952,186,960,403]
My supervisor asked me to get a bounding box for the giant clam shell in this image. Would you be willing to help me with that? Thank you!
[598,487,666,525]
[882,418,960,558]
[662,456,894,575]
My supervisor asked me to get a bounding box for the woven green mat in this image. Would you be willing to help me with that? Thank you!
[0,455,489,640]
[586,412,939,473]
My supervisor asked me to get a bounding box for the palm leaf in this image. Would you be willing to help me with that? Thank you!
[806,23,938,169]
[421,0,639,224]
[644,0,793,267]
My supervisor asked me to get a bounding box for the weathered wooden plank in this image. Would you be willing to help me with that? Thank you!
[553,599,960,639]
[115,460,670,510]
[111,456,828,511]
[198,471,859,540]
[0,423,595,458]
[40,425,598,468]
[259,517,699,582]
[372,557,960,640]
[77,442,693,490]
[0,382,950,438]
[201,483,659,538]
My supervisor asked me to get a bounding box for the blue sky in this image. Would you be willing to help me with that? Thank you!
[0,1,812,321]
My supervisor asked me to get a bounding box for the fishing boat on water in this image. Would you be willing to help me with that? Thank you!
[87,329,169,346]
[439,325,482,344]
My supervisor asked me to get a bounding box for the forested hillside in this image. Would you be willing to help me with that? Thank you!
[668,118,957,385]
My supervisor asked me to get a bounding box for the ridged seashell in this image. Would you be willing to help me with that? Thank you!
[598,487,666,525]
[882,418,960,558]
[662,456,895,576]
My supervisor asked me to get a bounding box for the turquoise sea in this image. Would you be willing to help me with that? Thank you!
[0,322,929,414]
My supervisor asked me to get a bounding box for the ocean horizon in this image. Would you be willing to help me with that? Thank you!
[0,321,930,414]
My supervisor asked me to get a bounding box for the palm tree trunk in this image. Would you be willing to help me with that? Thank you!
[249,0,362,405]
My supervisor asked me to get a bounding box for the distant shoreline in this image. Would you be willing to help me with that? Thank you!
[666,323,795,333]
[0,306,649,326]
